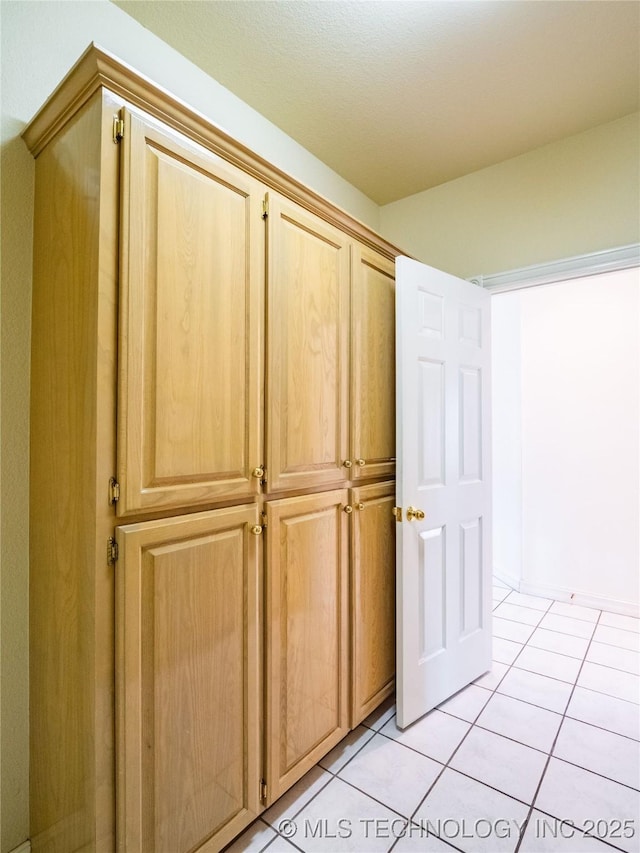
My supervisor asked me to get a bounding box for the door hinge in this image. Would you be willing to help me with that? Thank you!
[260,779,267,803]
[262,197,269,219]
[109,477,120,505]
[261,511,267,530]
[392,506,403,522]
[113,114,124,144]
[107,537,119,565]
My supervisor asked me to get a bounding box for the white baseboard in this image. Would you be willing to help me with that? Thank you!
[519,578,639,618]
[492,567,521,591]
[9,841,31,853]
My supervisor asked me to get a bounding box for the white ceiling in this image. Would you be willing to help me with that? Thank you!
[112,1,640,205]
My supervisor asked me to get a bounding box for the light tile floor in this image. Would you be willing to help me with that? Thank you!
[226,583,640,853]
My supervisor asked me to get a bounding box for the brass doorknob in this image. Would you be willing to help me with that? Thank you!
[343,505,353,514]
[356,458,366,467]
[343,460,353,469]
[406,506,425,521]
[356,502,365,510]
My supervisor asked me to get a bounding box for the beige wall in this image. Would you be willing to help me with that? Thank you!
[380,113,640,279]
[2,2,639,851]
[0,3,378,850]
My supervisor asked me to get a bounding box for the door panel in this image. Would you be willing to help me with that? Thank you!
[350,481,396,726]
[118,111,263,515]
[116,505,260,852]
[351,245,396,480]
[266,196,350,491]
[265,490,349,801]
[396,256,492,729]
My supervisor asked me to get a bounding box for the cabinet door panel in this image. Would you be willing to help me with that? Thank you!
[351,245,396,480]
[267,196,350,491]
[118,111,263,515]
[265,491,349,801]
[351,482,396,726]
[116,505,260,852]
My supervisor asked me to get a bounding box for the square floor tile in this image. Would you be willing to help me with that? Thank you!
[586,641,639,675]
[361,695,396,731]
[338,733,442,817]
[380,709,469,764]
[593,624,640,652]
[577,662,640,703]
[536,758,640,853]
[226,819,277,852]
[519,810,615,852]
[493,617,535,644]
[474,661,509,690]
[393,827,459,851]
[318,726,376,774]
[477,693,562,753]
[493,637,523,665]
[413,768,529,853]
[263,766,333,826]
[505,591,552,612]
[449,726,547,804]
[497,668,573,714]
[538,613,595,640]
[549,601,600,623]
[438,683,491,722]
[493,603,542,626]
[292,777,400,852]
[538,613,595,639]
[493,586,510,602]
[553,717,640,789]
[514,646,582,684]
[527,627,589,660]
[265,837,301,853]
[599,612,640,633]
[566,687,640,741]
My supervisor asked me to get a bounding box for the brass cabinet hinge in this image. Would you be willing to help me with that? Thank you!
[113,114,124,144]
[260,779,267,803]
[392,506,403,522]
[109,477,120,505]
[107,537,119,565]
[262,197,269,219]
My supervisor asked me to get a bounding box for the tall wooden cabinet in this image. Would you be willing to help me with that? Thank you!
[25,46,399,853]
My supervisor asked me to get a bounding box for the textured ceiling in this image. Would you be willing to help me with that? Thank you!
[112,1,640,205]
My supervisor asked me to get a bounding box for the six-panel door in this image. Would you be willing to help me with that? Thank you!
[266,195,350,492]
[118,111,264,515]
[351,245,396,480]
[350,481,396,726]
[116,505,261,852]
[264,490,350,802]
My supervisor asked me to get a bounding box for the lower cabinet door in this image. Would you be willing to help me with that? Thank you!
[265,490,350,803]
[350,482,396,726]
[116,505,261,853]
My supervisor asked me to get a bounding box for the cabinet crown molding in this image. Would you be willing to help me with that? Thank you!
[22,42,403,261]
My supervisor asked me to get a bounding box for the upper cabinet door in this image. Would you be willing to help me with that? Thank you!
[266,195,350,492]
[118,111,264,516]
[351,244,396,480]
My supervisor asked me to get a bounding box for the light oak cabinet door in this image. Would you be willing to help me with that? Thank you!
[118,110,264,516]
[351,244,396,480]
[265,490,350,802]
[116,505,261,853]
[266,195,350,492]
[350,481,396,726]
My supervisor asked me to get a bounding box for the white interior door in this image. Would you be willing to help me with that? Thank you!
[396,256,492,729]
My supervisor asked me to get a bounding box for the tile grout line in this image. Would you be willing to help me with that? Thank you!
[387,593,559,851]
[513,609,609,853]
